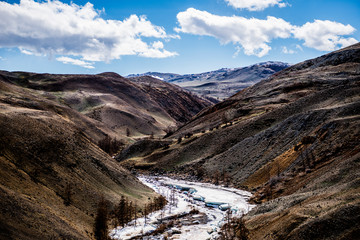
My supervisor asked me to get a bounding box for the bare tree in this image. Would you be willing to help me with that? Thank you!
[94,197,110,240]
[115,196,127,227]
[143,204,148,225]
[134,202,138,227]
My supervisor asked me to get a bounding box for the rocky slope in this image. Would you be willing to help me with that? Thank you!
[128,62,290,100]
[120,43,360,239]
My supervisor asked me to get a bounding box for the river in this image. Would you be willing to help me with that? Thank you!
[110,175,255,240]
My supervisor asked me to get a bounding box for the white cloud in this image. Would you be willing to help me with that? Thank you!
[0,0,177,68]
[19,48,34,55]
[293,20,358,51]
[175,8,293,57]
[56,56,94,69]
[175,8,358,57]
[282,46,295,54]
[152,41,164,49]
[233,46,242,58]
[225,0,287,11]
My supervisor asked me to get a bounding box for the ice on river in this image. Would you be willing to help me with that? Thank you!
[110,176,255,240]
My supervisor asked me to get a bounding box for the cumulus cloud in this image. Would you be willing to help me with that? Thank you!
[293,20,358,51]
[175,8,293,57]
[0,0,177,68]
[56,56,94,69]
[176,8,358,57]
[225,0,287,11]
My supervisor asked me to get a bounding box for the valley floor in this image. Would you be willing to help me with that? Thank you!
[110,175,255,240]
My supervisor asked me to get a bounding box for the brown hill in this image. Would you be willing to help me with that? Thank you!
[120,43,360,239]
[0,74,162,239]
[0,71,212,141]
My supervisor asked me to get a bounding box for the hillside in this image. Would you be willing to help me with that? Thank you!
[0,77,161,239]
[0,71,212,142]
[0,70,213,239]
[120,43,360,239]
[128,62,290,100]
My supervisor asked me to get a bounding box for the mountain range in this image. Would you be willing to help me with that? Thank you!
[127,61,290,99]
[1,42,359,239]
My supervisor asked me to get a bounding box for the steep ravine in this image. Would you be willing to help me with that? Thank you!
[118,43,360,239]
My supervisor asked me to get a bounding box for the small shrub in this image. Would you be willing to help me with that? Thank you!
[190,208,199,214]
[63,183,73,206]
[185,133,193,138]
[219,217,249,240]
[301,136,316,144]
[196,167,205,180]
[153,223,167,235]
[269,176,281,187]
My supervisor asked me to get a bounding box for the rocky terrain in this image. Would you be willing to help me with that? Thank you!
[120,43,360,239]
[0,71,212,239]
[128,62,290,100]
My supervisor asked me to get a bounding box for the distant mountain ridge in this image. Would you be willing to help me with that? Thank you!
[127,61,290,99]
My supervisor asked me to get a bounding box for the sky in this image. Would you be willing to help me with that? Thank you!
[0,0,359,75]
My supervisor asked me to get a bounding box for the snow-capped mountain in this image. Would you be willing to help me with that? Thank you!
[127,61,290,99]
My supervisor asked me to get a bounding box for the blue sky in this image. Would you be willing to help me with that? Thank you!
[0,0,359,75]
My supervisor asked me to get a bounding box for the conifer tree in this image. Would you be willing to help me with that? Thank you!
[94,198,109,240]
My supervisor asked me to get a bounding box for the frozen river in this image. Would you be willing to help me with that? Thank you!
[110,175,255,240]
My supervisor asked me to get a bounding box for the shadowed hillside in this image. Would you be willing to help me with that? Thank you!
[0,78,161,239]
[119,43,360,239]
